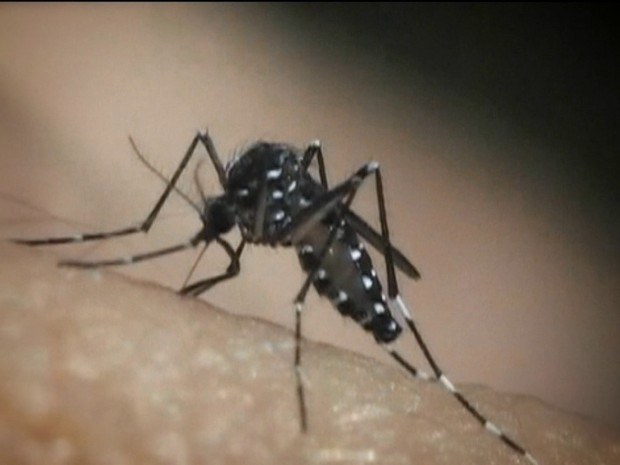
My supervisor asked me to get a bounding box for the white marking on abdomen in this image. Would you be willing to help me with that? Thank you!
[334,291,348,303]
[350,248,362,261]
[374,303,386,314]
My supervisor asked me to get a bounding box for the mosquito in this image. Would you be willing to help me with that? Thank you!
[12,130,537,464]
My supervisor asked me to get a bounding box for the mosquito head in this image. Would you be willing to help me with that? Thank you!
[201,195,236,241]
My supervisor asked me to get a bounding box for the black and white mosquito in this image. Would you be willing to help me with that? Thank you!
[13,130,537,464]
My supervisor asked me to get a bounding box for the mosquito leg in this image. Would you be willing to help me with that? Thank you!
[290,161,378,432]
[282,162,378,245]
[180,238,245,297]
[59,234,201,269]
[12,131,211,247]
[301,140,328,188]
[370,167,538,464]
[128,135,201,214]
[300,141,419,278]
[193,159,208,207]
[196,130,227,189]
[292,195,353,433]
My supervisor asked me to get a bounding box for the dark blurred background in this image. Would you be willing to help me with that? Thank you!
[0,4,618,428]
[277,3,620,213]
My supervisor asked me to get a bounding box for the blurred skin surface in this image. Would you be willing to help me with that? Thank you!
[0,2,618,451]
[1,243,619,464]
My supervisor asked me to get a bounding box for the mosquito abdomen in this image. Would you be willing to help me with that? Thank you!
[295,220,402,343]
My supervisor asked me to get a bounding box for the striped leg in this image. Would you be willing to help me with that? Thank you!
[11,130,221,247]
[388,296,538,464]
[301,141,419,279]
[58,234,202,269]
[289,161,379,432]
[370,168,538,464]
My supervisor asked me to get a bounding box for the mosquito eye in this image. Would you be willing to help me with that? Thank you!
[208,201,235,234]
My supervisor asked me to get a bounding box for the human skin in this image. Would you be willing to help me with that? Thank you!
[1,242,619,465]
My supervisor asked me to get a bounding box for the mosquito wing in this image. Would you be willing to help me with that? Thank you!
[344,208,421,280]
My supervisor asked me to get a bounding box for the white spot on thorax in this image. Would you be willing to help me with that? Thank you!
[266,168,282,179]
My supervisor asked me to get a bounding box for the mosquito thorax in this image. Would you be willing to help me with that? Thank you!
[225,141,320,245]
